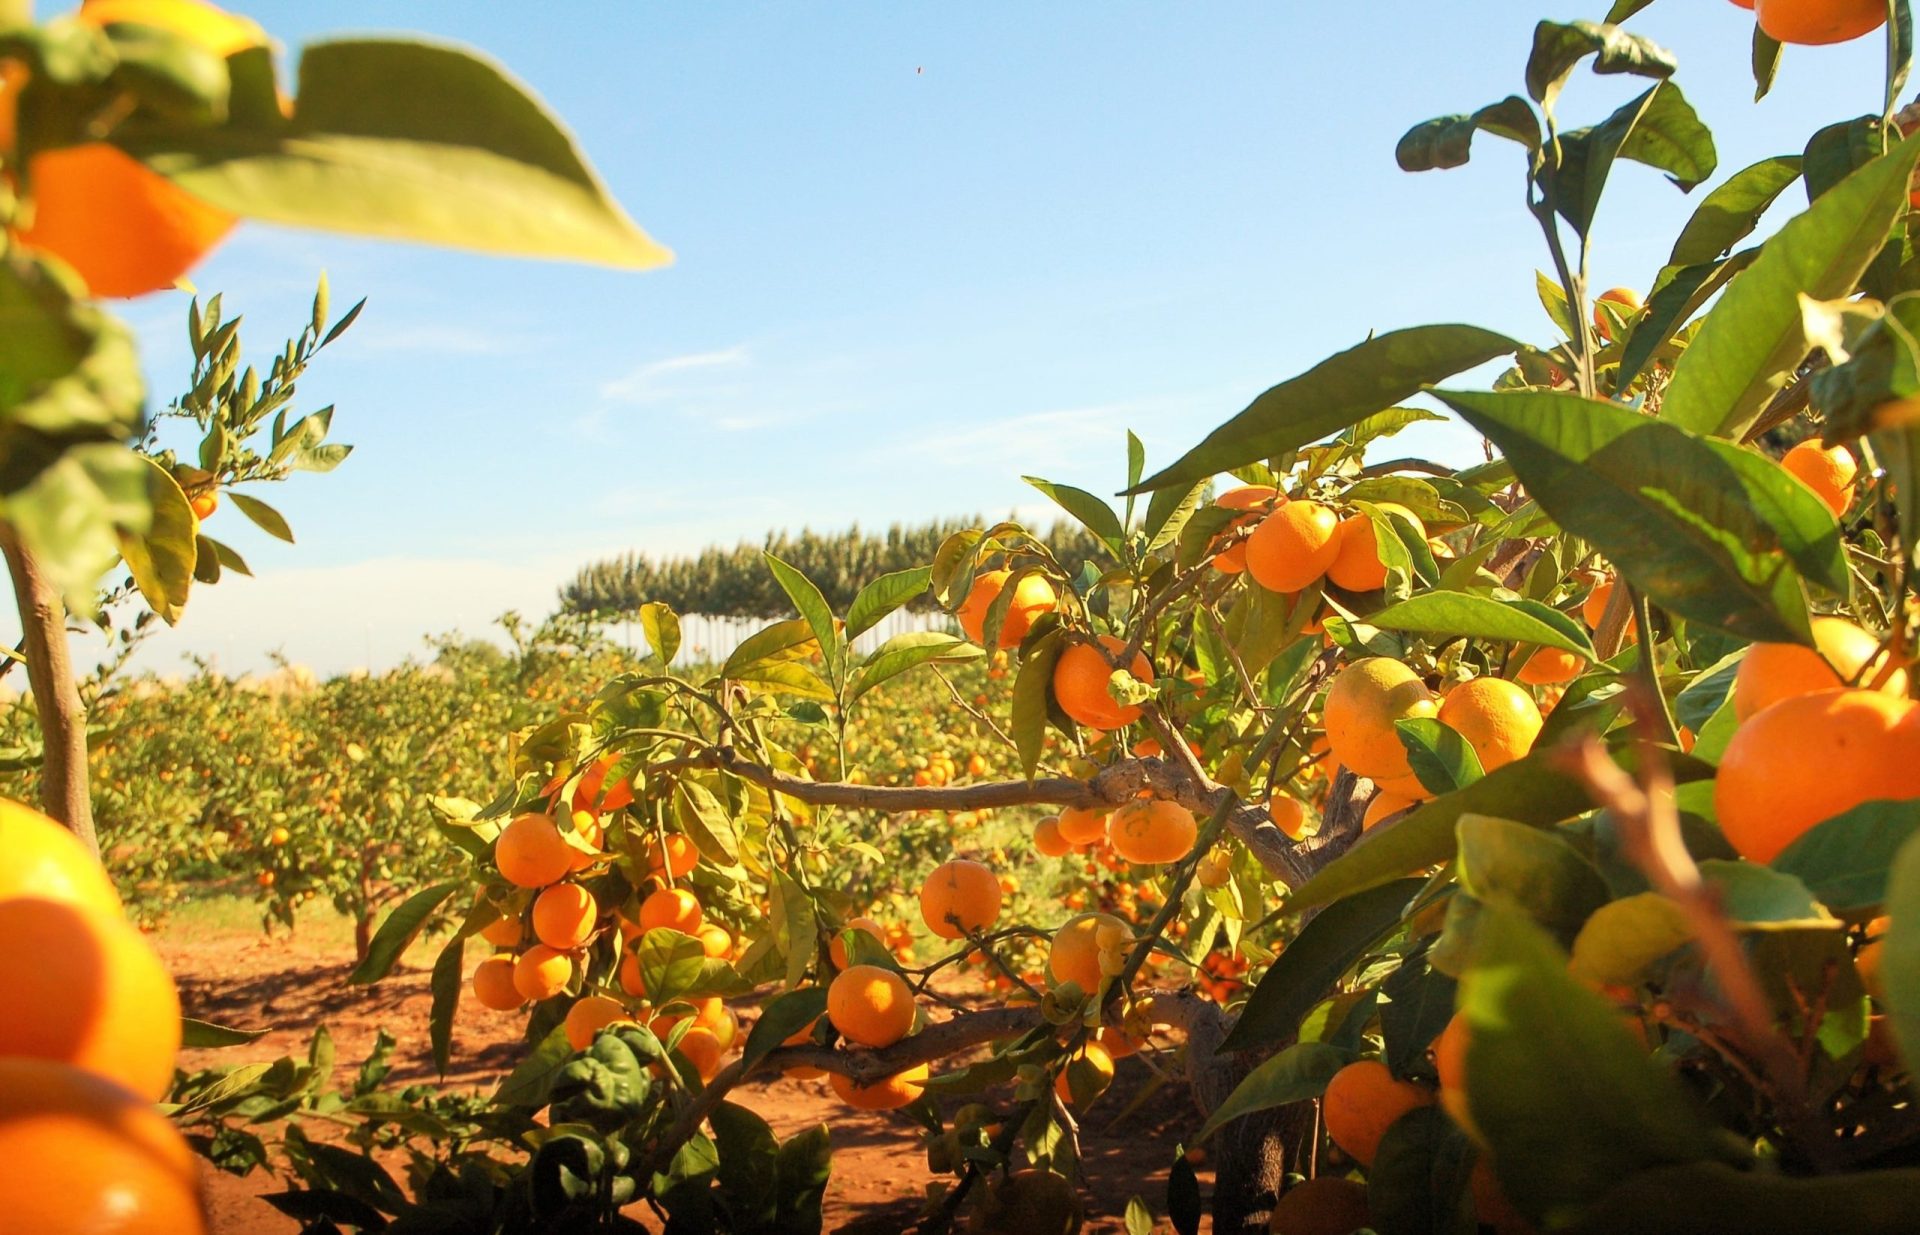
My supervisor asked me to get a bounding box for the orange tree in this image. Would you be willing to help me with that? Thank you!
[321,3,1920,1232]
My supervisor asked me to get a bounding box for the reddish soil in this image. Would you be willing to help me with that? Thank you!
[158,922,1209,1233]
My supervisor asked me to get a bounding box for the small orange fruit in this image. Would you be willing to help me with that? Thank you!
[571,754,634,814]
[471,955,522,1010]
[827,964,916,1047]
[189,491,218,521]
[644,833,701,880]
[674,1026,728,1080]
[1053,635,1154,731]
[1048,911,1127,991]
[1321,1059,1434,1167]
[958,568,1057,648]
[1436,676,1542,772]
[1581,577,1616,629]
[831,1062,929,1110]
[1323,657,1437,782]
[697,923,733,959]
[637,887,703,935]
[1054,1040,1115,1105]
[1056,805,1110,845]
[1733,615,1905,721]
[479,914,524,949]
[1108,799,1197,865]
[1516,646,1584,686]
[617,951,648,998]
[512,944,574,1002]
[1780,439,1859,519]
[1432,1011,1475,1139]
[1211,485,1282,574]
[532,883,598,950]
[1268,795,1309,840]
[1593,286,1642,341]
[1245,500,1341,594]
[830,916,886,969]
[1363,790,1416,830]
[1755,0,1887,44]
[1033,815,1072,857]
[919,859,1003,939]
[563,994,632,1051]
[494,813,574,889]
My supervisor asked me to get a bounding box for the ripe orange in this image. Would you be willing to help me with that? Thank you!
[1056,805,1110,845]
[1108,798,1197,865]
[1581,577,1616,629]
[571,754,634,814]
[1323,657,1437,782]
[189,491,218,521]
[479,914,524,949]
[1196,848,1234,888]
[1048,911,1128,991]
[1053,1040,1115,1106]
[638,887,703,935]
[1362,790,1416,830]
[1593,286,1642,341]
[1733,615,1905,721]
[512,944,573,1002]
[1267,1176,1370,1235]
[1436,676,1542,772]
[471,955,522,1010]
[1516,646,1584,686]
[1780,439,1859,519]
[0,897,181,1100]
[0,798,123,917]
[697,923,733,959]
[1717,688,1920,862]
[919,859,1003,939]
[1432,1011,1475,1138]
[1321,1059,1434,1167]
[827,964,916,1047]
[1210,485,1282,574]
[674,1026,728,1080]
[1326,504,1424,593]
[11,0,265,299]
[1033,815,1072,857]
[1268,795,1309,840]
[1755,0,1887,44]
[831,1062,929,1110]
[1372,770,1435,802]
[531,883,598,950]
[0,1058,208,1234]
[958,568,1058,648]
[1245,500,1341,594]
[617,951,648,998]
[644,833,700,880]
[1053,635,1155,731]
[494,813,574,889]
[830,916,886,969]
[563,994,632,1051]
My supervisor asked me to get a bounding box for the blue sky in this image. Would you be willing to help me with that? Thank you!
[68,0,1887,676]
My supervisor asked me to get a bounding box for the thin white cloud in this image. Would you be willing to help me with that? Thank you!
[870,401,1145,468]
[599,345,750,403]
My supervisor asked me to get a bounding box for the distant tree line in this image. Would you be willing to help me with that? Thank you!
[559,517,1110,618]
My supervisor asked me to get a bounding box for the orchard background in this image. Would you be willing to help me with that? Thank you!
[6,1,1920,1234]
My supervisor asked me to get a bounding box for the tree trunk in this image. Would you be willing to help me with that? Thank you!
[1,525,98,855]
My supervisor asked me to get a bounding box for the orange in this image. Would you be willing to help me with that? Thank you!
[830,916,885,969]
[0,798,123,917]
[11,0,266,299]
[1211,485,1282,574]
[1269,795,1309,840]
[1108,798,1197,865]
[1373,770,1435,802]
[1245,500,1341,593]
[1033,815,1072,856]
[617,951,648,998]
[957,568,1057,648]
[1592,286,1642,342]
[512,944,573,1002]
[1326,504,1424,593]
[1780,439,1859,519]
[571,754,634,814]
[1469,1159,1535,1235]
[1432,1011,1475,1139]
[494,813,573,889]
[697,922,733,959]
[531,882,598,950]
[1581,577,1616,629]
[1516,646,1584,686]
[1053,635,1155,731]
[1048,911,1127,991]
[0,1058,207,1234]
[1053,1040,1115,1105]
[1321,1059,1434,1167]
[919,859,1003,939]
[638,886,703,935]
[471,955,522,1010]
[1323,657,1437,782]
[1362,790,1416,830]
[1755,0,1887,43]
[831,1062,929,1110]
[0,897,181,1100]
[1436,676,1542,772]
[644,833,700,880]
[1267,1176,1370,1235]
[189,492,218,521]
[827,964,916,1047]
[563,994,632,1051]
[1733,615,1905,721]
[1858,916,1890,1000]
[479,914,524,949]
[1196,848,1234,888]
[674,1026,728,1080]
[1717,688,1920,862]
[1056,805,1110,845]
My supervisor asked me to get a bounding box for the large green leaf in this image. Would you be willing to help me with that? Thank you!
[1193,1041,1348,1143]
[1667,155,1803,267]
[118,456,197,624]
[1395,96,1541,172]
[1434,388,1846,643]
[1553,82,1715,238]
[763,553,843,689]
[1366,592,1594,658]
[1024,476,1124,550]
[1568,892,1692,987]
[1127,326,1517,495]
[1525,21,1676,114]
[121,40,669,269]
[1457,814,1611,944]
[1397,719,1484,797]
[1772,801,1920,914]
[848,631,981,703]
[1661,134,1920,438]
[348,880,463,985]
[1617,249,1757,391]
[844,566,930,640]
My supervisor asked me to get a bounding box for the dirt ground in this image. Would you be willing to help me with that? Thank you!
[156,909,1209,1233]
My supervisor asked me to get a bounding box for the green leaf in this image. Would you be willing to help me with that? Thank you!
[776,1124,832,1231]
[1669,155,1804,267]
[181,1016,270,1048]
[1618,249,1758,391]
[1025,476,1124,550]
[429,932,464,1076]
[1525,20,1676,113]
[348,880,462,984]
[1673,650,1743,736]
[1366,592,1595,658]
[1396,96,1541,172]
[1367,1107,1477,1235]
[1751,26,1782,101]
[844,566,930,640]
[1568,892,1691,987]
[639,600,680,665]
[1457,814,1611,943]
[849,631,981,704]
[1193,1041,1348,1143]
[1012,628,1066,779]
[741,986,829,1074]
[674,779,740,866]
[1127,326,1518,495]
[1380,954,1459,1076]
[228,490,293,543]
[769,871,817,993]
[710,1102,782,1228]
[121,40,670,270]
[1772,800,1920,914]
[1696,860,1837,930]
[638,926,711,1004]
[1396,718,1485,797]
[118,457,197,625]
[1461,907,1720,1229]
[1661,133,1920,438]
[1222,879,1423,1052]
[1554,82,1716,238]
[764,552,843,689]
[493,1022,574,1108]
[1434,387,1845,643]
[1574,1162,1920,1235]
[721,617,820,679]
[1879,830,1920,1085]
[1144,480,1208,554]
[1536,270,1577,338]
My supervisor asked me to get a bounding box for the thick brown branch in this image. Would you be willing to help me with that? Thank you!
[1,526,96,852]
[763,1004,1047,1084]
[706,747,1179,814]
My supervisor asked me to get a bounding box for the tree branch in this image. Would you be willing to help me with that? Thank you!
[1,525,96,853]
